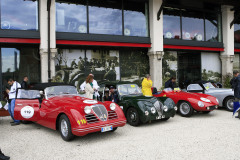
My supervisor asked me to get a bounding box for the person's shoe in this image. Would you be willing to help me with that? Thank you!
[9,121,14,124]
[11,122,20,126]
[235,116,240,118]
[0,150,10,160]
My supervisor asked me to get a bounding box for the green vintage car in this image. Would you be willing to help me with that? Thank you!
[99,81,177,126]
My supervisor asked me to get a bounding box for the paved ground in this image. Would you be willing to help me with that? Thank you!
[0,108,240,160]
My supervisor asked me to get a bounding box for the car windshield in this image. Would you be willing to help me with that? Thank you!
[203,82,216,90]
[17,89,41,99]
[164,88,173,92]
[117,84,142,96]
[187,84,203,91]
[45,85,78,98]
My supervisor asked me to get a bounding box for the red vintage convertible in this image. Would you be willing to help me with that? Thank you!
[152,88,219,117]
[14,83,126,141]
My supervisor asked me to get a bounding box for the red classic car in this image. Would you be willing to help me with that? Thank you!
[152,88,219,117]
[14,83,126,141]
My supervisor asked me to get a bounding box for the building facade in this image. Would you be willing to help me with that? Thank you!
[0,0,239,97]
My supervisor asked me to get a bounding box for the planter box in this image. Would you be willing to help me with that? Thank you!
[0,101,9,117]
[0,108,9,117]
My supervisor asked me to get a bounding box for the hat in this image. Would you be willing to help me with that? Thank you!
[233,70,239,74]
[110,86,115,89]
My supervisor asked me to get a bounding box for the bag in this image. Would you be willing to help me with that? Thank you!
[8,99,12,103]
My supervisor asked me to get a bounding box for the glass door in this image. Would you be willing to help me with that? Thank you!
[178,52,201,88]
[0,48,40,100]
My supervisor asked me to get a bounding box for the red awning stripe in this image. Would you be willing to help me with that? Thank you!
[235,49,240,52]
[164,45,224,51]
[0,38,40,44]
[56,40,151,48]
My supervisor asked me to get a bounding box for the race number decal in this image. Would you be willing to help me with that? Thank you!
[83,100,98,104]
[20,106,34,119]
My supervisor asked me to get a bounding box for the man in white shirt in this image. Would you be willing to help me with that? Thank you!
[80,74,100,99]
[6,78,21,126]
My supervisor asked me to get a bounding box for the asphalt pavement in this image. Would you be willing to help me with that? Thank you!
[0,108,240,160]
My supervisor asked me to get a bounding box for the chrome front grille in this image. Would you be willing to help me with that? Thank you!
[92,104,108,121]
[108,111,118,120]
[154,101,163,116]
[85,114,99,124]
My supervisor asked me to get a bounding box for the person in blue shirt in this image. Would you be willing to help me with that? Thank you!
[108,86,119,103]
[165,77,176,89]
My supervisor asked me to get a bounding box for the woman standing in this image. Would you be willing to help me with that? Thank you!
[142,74,153,96]
[85,75,96,99]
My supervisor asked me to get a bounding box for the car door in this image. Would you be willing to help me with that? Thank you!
[14,89,41,122]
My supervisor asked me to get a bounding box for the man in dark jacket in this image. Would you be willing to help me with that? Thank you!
[21,76,28,89]
[0,148,10,160]
[233,70,240,118]
[165,77,176,89]
[108,86,119,103]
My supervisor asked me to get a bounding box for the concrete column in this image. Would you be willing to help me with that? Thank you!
[148,0,164,90]
[39,0,57,82]
[221,5,234,79]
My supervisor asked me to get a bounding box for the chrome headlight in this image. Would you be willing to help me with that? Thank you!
[151,107,156,114]
[110,103,116,111]
[84,106,92,114]
[216,98,219,103]
[198,101,204,107]
[145,111,149,116]
[200,97,211,103]
[163,105,168,112]
[174,106,178,111]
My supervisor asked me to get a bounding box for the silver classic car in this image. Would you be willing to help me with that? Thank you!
[186,82,234,111]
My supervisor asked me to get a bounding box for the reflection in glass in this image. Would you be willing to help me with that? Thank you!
[89,0,122,35]
[1,48,40,89]
[124,1,149,37]
[163,8,181,39]
[56,1,87,33]
[182,11,204,41]
[235,23,240,43]
[205,14,218,42]
[1,0,38,30]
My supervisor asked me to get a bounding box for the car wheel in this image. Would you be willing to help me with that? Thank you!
[224,97,234,112]
[126,107,140,126]
[178,101,194,117]
[59,114,75,141]
[161,117,170,121]
[110,127,118,132]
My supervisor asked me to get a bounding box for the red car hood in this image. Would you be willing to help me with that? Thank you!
[157,91,218,104]
[48,95,104,109]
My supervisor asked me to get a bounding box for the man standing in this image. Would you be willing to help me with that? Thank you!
[21,76,28,89]
[6,78,21,126]
[165,77,176,89]
[142,74,153,96]
[80,74,100,99]
[0,148,10,160]
[232,70,240,118]
[108,86,118,103]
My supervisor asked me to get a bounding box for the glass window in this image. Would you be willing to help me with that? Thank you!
[120,49,149,86]
[56,1,87,33]
[1,0,38,30]
[89,0,122,35]
[163,8,181,39]
[235,23,240,43]
[205,14,219,42]
[123,0,149,37]
[1,48,40,99]
[182,10,204,41]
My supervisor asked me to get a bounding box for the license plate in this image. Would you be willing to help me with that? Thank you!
[101,126,113,132]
